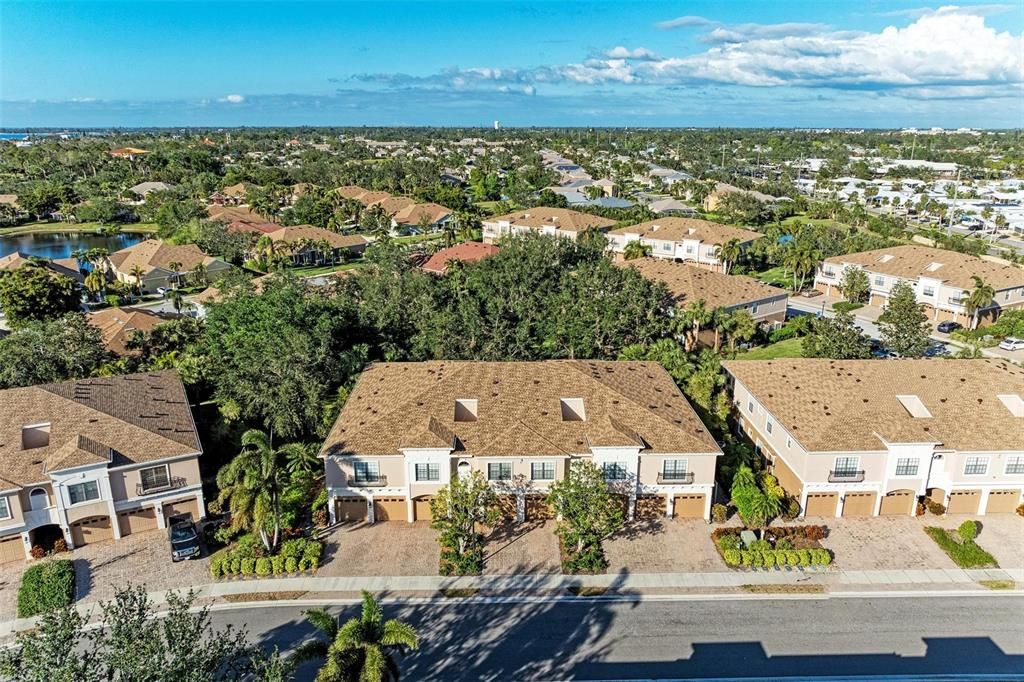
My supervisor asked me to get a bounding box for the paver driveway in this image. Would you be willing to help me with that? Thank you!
[604,518,723,573]
[320,521,440,576]
[482,520,560,575]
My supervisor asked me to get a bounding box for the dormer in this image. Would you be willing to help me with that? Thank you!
[926,262,944,272]
[21,423,50,449]
[454,399,478,422]
[896,395,932,418]
[560,398,586,422]
[997,394,1024,418]
[878,254,895,264]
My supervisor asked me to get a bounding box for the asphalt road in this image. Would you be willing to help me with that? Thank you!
[212,595,1024,680]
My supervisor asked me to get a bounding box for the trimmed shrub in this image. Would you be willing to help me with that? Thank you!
[241,558,255,575]
[804,525,827,541]
[763,551,776,568]
[957,520,977,543]
[749,539,771,552]
[718,534,742,551]
[230,559,241,574]
[53,539,68,554]
[285,557,298,573]
[775,537,793,551]
[17,560,75,618]
[711,503,729,524]
[740,551,753,567]
[29,546,45,560]
[1017,503,1024,518]
[798,550,811,567]
[925,499,946,515]
[786,551,800,567]
[255,557,272,576]
[271,556,285,575]
[723,549,741,566]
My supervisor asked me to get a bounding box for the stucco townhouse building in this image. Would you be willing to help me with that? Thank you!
[481,208,616,244]
[724,359,1024,518]
[0,371,205,563]
[606,218,762,272]
[320,361,722,524]
[814,245,1024,326]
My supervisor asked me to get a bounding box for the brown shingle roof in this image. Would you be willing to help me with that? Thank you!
[321,361,721,458]
[723,359,1024,453]
[107,239,219,276]
[264,226,370,250]
[393,202,452,226]
[485,208,616,233]
[87,307,167,355]
[0,371,201,486]
[623,258,785,310]
[421,242,500,274]
[0,252,83,283]
[609,217,761,245]
[824,245,1024,291]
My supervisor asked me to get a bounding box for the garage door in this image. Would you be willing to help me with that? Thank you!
[673,493,705,519]
[842,492,877,517]
[118,507,158,536]
[71,516,113,546]
[948,490,981,515]
[373,497,408,522]
[804,492,838,517]
[0,537,23,564]
[635,495,664,520]
[413,496,433,522]
[870,294,887,307]
[878,490,915,516]
[986,489,1021,514]
[335,497,368,522]
[162,498,200,523]
[525,495,554,521]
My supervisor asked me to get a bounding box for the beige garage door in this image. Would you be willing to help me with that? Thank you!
[525,495,554,521]
[0,537,23,564]
[373,497,408,522]
[948,490,981,515]
[673,494,705,519]
[804,492,838,517]
[162,498,200,523]
[879,490,915,516]
[413,496,433,522]
[635,495,664,520]
[986,489,1021,514]
[71,516,113,546]
[842,492,877,517]
[118,507,158,536]
[336,497,368,522]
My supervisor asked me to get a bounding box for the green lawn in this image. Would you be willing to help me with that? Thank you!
[924,527,999,569]
[392,233,445,245]
[749,265,793,289]
[289,261,366,277]
[734,337,803,360]
[0,221,159,236]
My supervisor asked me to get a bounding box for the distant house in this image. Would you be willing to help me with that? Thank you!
[482,208,616,244]
[127,182,174,201]
[607,218,762,272]
[421,242,500,275]
[647,198,698,216]
[110,147,148,159]
[0,194,27,224]
[206,204,267,227]
[391,202,453,234]
[209,183,251,206]
[0,251,83,284]
[105,239,232,294]
[260,226,370,266]
[87,307,167,355]
[702,183,777,212]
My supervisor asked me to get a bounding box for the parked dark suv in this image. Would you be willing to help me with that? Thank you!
[168,514,201,562]
[936,321,962,334]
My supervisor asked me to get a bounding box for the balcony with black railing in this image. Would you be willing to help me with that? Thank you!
[657,472,695,485]
[349,475,388,488]
[136,476,188,496]
[828,469,865,483]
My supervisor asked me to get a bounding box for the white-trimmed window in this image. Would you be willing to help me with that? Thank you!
[765,418,774,435]
[0,497,10,521]
[747,400,754,414]
[922,286,935,297]
[964,457,988,476]
[895,458,919,476]
[353,461,380,483]
[67,480,100,505]
[139,465,170,492]
[751,303,759,314]
[530,462,555,481]
[415,463,440,482]
[487,463,513,481]
[662,459,689,480]
[1004,457,1024,475]
[874,275,885,286]
[602,462,628,481]
[833,457,860,477]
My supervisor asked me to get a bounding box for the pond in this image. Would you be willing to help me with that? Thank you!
[0,231,149,261]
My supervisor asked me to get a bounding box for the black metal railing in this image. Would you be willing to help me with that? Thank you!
[657,472,695,485]
[828,470,865,483]
[349,475,388,487]
[136,476,188,496]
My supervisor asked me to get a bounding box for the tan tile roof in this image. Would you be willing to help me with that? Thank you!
[206,205,266,224]
[485,207,616,233]
[321,361,721,458]
[723,359,1024,453]
[372,196,416,214]
[393,202,452,226]
[824,245,1024,291]
[609,217,761,245]
[264,226,370,250]
[87,307,167,355]
[623,258,785,310]
[334,185,373,200]
[0,194,20,208]
[220,182,250,198]
[0,371,201,486]
[107,239,220,276]
[0,252,83,283]
[421,243,500,274]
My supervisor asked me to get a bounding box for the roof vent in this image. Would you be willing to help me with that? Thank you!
[21,423,51,450]
[560,398,586,422]
[454,399,478,422]
[997,394,1024,418]
[878,254,895,263]
[896,395,932,418]
[926,262,944,272]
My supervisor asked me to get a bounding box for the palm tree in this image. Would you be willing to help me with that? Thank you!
[215,429,308,552]
[129,264,146,296]
[298,592,419,682]
[709,306,730,352]
[84,269,106,302]
[189,263,208,287]
[716,238,742,274]
[677,299,712,352]
[622,240,651,261]
[167,260,183,289]
[965,275,995,330]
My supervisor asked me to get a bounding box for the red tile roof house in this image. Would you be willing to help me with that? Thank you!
[0,371,205,562]
[421,242,500,275]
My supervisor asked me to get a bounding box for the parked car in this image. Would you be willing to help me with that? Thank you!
[168,514,201,562]
[936,321,962,334]
[998,337,1024,351]
[800,289,823,298]
[924,342,950,358]
[156,287,168,296]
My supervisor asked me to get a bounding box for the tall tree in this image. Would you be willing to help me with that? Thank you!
[622,240,651,261]
[964,275,995,330]
[878,281,930,358]
[716,238,742,274]
[429,470,500,575]
[0,265,80,327]
[801,310,872,359]
[547,460,625,572]
[0,315,108,388]
[838,267,870,304]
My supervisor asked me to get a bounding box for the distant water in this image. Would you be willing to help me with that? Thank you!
[0,231,148,261]
[0,133,29,141]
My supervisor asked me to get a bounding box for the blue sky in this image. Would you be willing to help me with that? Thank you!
[1,1,1022,128]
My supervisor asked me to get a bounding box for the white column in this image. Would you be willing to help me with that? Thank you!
[327,493,337,525]
[872,491,884,517]
[155,503,167,529]
[835,493,844,518]
[978,489,990,516]
[627,493,636,521]
[367,496,377,524]
[799,489,809,519]
[195,488,208,520]
[20,531,32,560]
[703,488,713,521]
[405,496,415,524]
[516,493,526,524]
[664,493,674,518]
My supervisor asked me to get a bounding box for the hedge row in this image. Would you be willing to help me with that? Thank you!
[209,537,323,579]
[723,548,832,568]
[18,559,75,618]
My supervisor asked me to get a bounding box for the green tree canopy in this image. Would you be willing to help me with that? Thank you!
[0,264,81,327]
[878,281,930,358]
[0,314,109,388]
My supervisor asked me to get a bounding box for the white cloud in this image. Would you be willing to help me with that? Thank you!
[877,3,1016,18]
[603,46,658,60]
[219,94,245,104]
[656,15,715,29]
